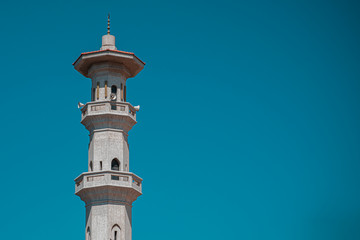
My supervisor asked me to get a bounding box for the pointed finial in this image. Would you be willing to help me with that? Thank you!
[100,14,117,50]
[107,13,110,35]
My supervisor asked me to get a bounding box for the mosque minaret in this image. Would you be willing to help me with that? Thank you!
[73,16,145,240]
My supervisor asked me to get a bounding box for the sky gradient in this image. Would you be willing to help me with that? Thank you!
[0,0,359,239]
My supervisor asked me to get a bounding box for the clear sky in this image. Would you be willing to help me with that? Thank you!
[0,0,359,239]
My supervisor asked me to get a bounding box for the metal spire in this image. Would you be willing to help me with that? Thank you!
[107,13,110,35]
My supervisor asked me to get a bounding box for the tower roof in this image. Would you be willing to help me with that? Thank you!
[73,16,145,78]
[73,49,145,78]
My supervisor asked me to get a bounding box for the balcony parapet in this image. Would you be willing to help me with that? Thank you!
[80,101,137,122]
[75,170,142,195]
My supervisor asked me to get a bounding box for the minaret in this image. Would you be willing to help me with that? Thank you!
[73,16,145,240]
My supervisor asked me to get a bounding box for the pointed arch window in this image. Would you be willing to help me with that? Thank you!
[111,85,117,94]
[120,83,123,101]
[86,227,91,240]
[105,81,108,99]
[111,224,121,240]
[89,161,93,172]
[124,85,127,102]
[96,82,100,100]
[111,158,120,171]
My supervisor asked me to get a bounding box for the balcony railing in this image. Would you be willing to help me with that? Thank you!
[75,171,142,193]
[81,101,137,121]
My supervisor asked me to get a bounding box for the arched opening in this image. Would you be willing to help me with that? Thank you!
[111,224,121,240]
[111,158,120,171]
[105,81,108,98]
[111,85,117,101]
[120,83,123,101]
[86,227,91,240]
[124,85,127,102]
[89,161,93,171]
[92,88,95,101]
[111,85,117,94]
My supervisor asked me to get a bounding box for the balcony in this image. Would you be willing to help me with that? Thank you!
[80,101,137,122]
[75,171,142,195]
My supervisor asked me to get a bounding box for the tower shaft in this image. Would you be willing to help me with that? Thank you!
[73,22,145,240]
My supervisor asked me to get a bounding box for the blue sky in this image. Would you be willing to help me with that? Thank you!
[0,0,359,239]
